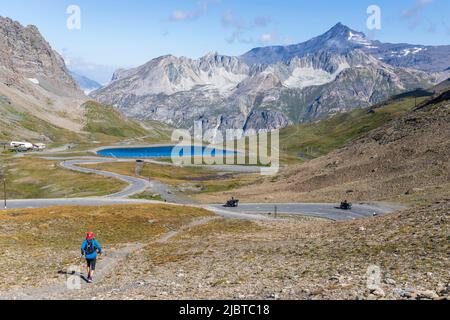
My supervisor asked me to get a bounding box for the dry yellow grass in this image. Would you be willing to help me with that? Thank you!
[81,162,262,198]
[94,201,448,300]
[2,157,127,199]
[0,204,212,291]
[81,162,216,185]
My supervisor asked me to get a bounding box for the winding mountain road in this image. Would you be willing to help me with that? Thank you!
[61,159,152,198]
[2,157,403,221]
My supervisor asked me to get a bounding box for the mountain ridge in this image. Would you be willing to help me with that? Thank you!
[92,23,448,138]
[241,22,450,73]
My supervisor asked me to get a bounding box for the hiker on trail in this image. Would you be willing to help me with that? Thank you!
[81,232,102,283]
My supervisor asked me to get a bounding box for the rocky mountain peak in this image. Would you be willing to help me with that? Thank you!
[0,16,82,97]
[203,51,220,59]
[323,23,369,45]
[111,68,128,82]
[240,23,374,66]
[323,22,354,38]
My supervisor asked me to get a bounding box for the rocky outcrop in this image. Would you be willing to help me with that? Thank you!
[0,16,87,141]
[0,16,82,97]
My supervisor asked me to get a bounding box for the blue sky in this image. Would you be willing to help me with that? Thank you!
[1,0,449,83]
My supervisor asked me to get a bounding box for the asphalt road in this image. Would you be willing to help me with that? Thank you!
[1,199,400,221]
[2,157,403,221]
[208,203,402,221]
[61,159,151,198]
[2,198,154,209]
[1,198,279,221]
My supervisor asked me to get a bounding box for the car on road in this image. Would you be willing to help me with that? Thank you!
[224,199,239,208]
[340,201,353,210]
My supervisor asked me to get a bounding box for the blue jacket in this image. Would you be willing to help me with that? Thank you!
[81,239,102,260]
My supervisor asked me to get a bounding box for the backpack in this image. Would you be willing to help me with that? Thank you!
[85,239,95,255]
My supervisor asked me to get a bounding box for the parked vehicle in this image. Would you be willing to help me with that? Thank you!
[33,143,46,151]
[224,198,239,208]
[340,201,352,210]
[10,141,33,150]
[9,141,46,152]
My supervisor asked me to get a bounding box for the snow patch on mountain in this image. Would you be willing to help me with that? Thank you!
[389,47,426,58]
[348,31,378,50]
[348,32,369,45]
[195,67,248,93]
[27,78,40,85]
[283,63,349,89]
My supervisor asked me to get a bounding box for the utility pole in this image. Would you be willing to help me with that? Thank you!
[0,171,5,209]
[3,177,5,209]
[274,205,278,219]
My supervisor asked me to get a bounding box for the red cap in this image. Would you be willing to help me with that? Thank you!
[86,232,95,240]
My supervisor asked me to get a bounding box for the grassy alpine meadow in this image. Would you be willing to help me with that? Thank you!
[49,201,448,300]
[0,204,212,291]
[0,100,173,151]
[94,201,448,300]
[81,161,218,185]
[2,156,127,199]
[80,161,263,198]
[275,94,430,164]
[82,101,172,144]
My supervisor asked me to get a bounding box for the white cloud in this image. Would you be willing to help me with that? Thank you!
[221,10,246,29]
[402,0,434,29]
[170,10,198,21]
[226,30,253,44]
[259,33,277,43]
[169,0,220,22]
[222,11,275,45]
